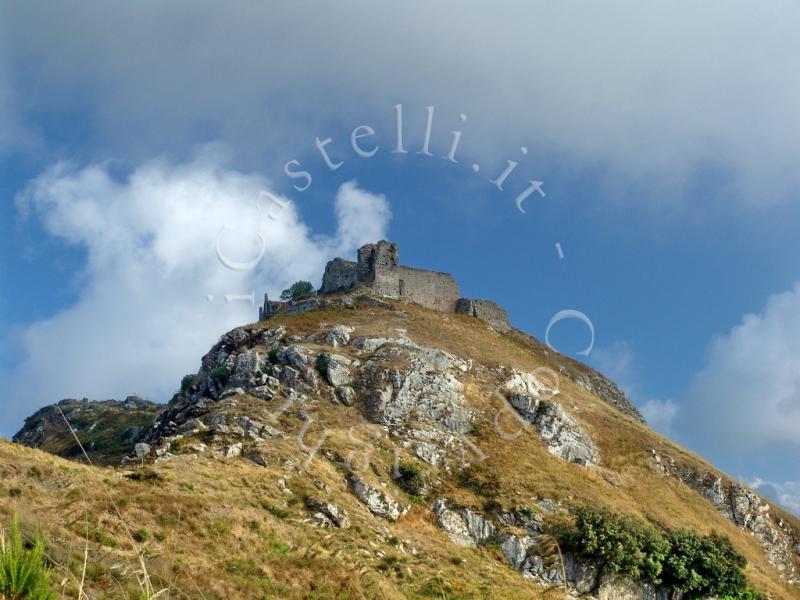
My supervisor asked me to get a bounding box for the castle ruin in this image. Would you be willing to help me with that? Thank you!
[259,240,510,332]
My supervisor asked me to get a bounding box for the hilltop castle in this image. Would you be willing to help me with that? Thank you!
[259,240,510,332]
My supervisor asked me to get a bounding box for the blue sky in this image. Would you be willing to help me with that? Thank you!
[1,1,800,513]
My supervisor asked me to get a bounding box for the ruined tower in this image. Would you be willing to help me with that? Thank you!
[262,240,510,332]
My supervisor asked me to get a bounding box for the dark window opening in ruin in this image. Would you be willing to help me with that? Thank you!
[399,279,406,296]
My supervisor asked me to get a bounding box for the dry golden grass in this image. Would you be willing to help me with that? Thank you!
[1,299,797,598]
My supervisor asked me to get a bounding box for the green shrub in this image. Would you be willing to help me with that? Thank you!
[132,528,149,543]
[280,280,314,301]
[268,348,280,364]
[564,508,668,582]
[263,504,289,520]
[314,353,329,375]
[0,517,57,600]
[180,374,195,392]
[395,462,428,497]
[457,465,499,499]
[662,530,756,597]
[209,366,230,385]
[88,529,117,548]
[562,508,761,598]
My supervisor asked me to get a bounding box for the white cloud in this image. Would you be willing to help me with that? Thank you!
[1,150,390,433]
[589,341,635,386]
[4,2,800,206]
[640,399,679,436]
[681,283,800,451]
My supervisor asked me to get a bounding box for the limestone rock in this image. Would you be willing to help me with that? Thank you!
[219,387,246,399]
[230,349,270,388]
[320,353,354,387]
[335,386,356,406]
[433,499,496,547]
[324,325,354,348]
[504,370,599,466]
[534,402,599,466]
[358,342,472,434]
[219,443,242,458]
[306,498,351,529]
[649,449,798,582]
[350,476,406,521]
[596,575,661,600]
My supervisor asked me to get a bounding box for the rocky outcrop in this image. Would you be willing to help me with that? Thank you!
[431,497,688,598]
[305,498,351,529]
[349,476,407,521]
[433,499,497,547]
[503,369,599,466]
[358,341,472,432]
[13,396,161,465]
[507,329,646,424]
[356,338,474,468]
[650,448,799,584]
[324,324,354,348]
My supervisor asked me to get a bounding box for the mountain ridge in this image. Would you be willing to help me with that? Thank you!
[7,293,799,599]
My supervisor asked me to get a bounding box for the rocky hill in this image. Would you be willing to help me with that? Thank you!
[12,396,161,465]
[4,294,800,599]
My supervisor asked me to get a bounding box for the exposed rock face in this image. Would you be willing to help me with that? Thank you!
[506,330,646,424]
[596,576,665,600]
[134,316,608,480]
[358,342,472,432]
[433,499,497,547]
[138,324,481,470]
[650,448,799,583]
[349,476,407,521]
[324,325,354,348]
[433,498,572,587]
[503,369,599,466]
[306,498,351,529]
[319,353,355,387]
[569,368,642,424]
[13,396,161,465]
[356,338,475,468]
[432,498,691,599]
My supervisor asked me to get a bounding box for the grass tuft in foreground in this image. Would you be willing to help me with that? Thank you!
[0,516,56,600]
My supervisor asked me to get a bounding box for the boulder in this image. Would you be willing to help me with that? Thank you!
[321,353,353,387]
[433,499,496,547]
[324,325,354,348]
[306,498,351,529]
[358,343,472,434]
[350,476,406,521]
[336,386,356,406]
[220,443,243,458]
[504,370,598,466]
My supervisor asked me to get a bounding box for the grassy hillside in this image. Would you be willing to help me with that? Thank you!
[1,300,798,599]
[12,397,161,466]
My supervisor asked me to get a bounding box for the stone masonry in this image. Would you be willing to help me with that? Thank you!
[320,241,460,311]
[259,240,511,332]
